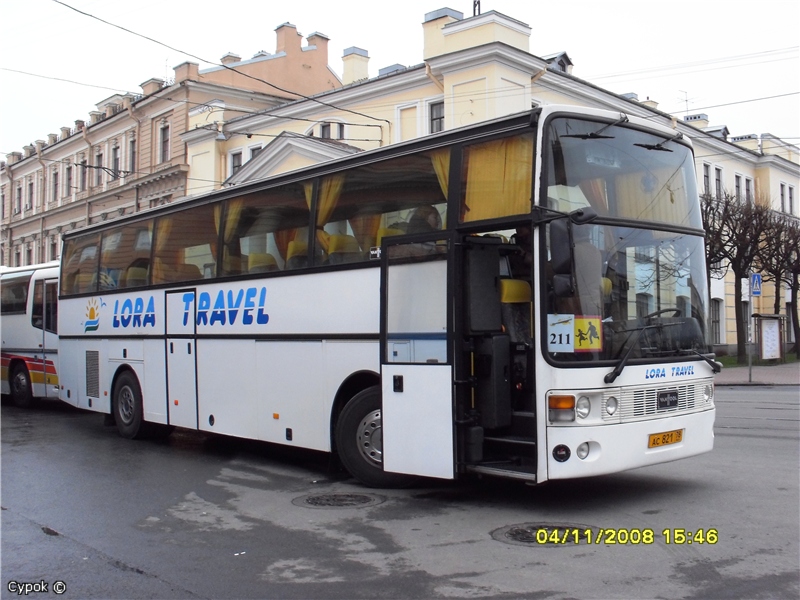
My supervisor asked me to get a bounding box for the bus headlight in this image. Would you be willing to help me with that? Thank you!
[576,396,591,419]
[703,384,714,403]
[606,396,618,416]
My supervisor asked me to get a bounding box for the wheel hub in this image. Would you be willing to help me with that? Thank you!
[118,386,135,424]
[356,409,383,465]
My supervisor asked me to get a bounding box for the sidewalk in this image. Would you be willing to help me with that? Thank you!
[714,361,800,386]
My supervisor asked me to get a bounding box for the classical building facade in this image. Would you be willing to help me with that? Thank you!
[0,23,341,267]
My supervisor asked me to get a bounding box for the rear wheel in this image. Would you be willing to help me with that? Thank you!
[10,363,35,408]
[335,386,413,488]
[113,371,148,439]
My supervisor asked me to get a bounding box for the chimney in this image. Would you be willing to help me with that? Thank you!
[174,61,200,83]
[24,145,35,158]
[684,113,709,129]
[307,32,329,61]
[89,111,104,125]
[104,104,118,118]
[621,93,639,101]
[275,23,302,54]
[140,78,164,96]
[8,152,22,165]
[35,140,46,153]
[642,97,658,110]
[61,126,72,139]
[75,119,85,132]
[220,53,241,65]
[48,133,59,145]
[423,8,464,60]
[342,47,369,84]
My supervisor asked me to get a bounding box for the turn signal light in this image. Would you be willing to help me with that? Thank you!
[548,395,576,410]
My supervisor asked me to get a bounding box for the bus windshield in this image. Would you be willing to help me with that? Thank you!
[542,117,710,364]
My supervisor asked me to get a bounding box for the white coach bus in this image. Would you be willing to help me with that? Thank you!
[1,261,60,407]
[56,105,718,487]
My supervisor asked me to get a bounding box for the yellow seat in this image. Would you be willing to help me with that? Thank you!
[248,253,279,273]
[499,278,532,345]
[499,279,531,303]
[286,240,308,269]
[328,234,361,264]
[121,266,148,288]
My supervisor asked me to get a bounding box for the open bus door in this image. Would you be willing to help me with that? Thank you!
[380,233,455,480]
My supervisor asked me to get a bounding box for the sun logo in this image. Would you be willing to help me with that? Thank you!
[85,298,100,332]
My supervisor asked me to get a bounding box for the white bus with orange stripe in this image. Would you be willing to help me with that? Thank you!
[1,261,60,407]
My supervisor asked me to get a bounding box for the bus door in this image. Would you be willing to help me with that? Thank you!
[380,233,455,479]
[165,290,198,429]
[41,278,59,392]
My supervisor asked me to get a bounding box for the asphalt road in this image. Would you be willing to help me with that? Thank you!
[2,385,798,600]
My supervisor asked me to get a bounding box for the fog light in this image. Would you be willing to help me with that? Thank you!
[576,442,590,459]
[606,396,618,415]
[703,384,714,403]
[576,396,591,419]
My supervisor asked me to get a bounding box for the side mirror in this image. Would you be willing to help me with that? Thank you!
[569,206,598,225]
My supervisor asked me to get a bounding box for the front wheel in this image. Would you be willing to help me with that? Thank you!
[10,363,35,408]
[113,371,148,439]
[335,386,413,488]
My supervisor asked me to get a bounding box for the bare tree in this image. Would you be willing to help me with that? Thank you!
[786,220,800,356]
[700,193,729,291]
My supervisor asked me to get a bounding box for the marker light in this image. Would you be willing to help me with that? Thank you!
[576,442,590,459]
[549,395,576,422]
[606,396,618,416]
[576,396,591,419]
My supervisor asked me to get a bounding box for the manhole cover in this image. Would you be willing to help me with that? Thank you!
[292,493,385,509]
[492,522,597,547]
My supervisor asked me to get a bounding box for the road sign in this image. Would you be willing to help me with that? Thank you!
[750,273,762,297]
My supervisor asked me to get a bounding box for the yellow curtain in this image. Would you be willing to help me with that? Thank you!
[274,229,297,261]
[305,175,345,253]
[219,199,244,273]
[578,179,609,215]
[615,167,688,225]
[461,135,532,222]
[430,148,450,200]
[153,217,174,283]
[349,215,382,250]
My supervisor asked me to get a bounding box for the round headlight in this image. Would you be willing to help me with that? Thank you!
[576,396,591,419]
[606,396,618,416]
[703,384,714,403]
[576,442,590,460]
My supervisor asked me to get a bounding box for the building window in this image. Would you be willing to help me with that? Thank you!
[320,123,331,139]
[26,246,32,265]
[80,160,88,191]
[50,238,58,261]
[1,191,4,219]
[65,166,72,197]
[336,123,345,140]
[703,164,710,195]
[735,175,741,200]
[714,168,722,200]
[745,178,753,204]
[160,124,170,163]
[231,152,243,175]
[789,186,795,215]
[27,181,34,209]
[249,146,262,160]
[780,183,786,212]
[129,138,137,173]
[52,172,59,202]
[15,187,22,213]
[112,146,120,179]
[430,101,444,133]
[95,154,104,186]
[711,299,722,344]
[14,248,20,267]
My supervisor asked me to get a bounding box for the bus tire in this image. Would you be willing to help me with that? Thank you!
[335,386,413,488]
[113,371,148,439]
[10,363,35,408]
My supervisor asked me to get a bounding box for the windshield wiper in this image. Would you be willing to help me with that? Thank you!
[604,322,681,384]
[563,114,629,140]
[681,349,723,374]
[634,132,683,152]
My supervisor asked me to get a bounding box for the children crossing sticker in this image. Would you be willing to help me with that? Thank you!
[548,315,602,352]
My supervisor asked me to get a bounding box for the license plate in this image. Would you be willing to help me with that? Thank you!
[658,389,679,410]
[648,429,684,448]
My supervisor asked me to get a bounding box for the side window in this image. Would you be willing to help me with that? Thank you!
[219,181,311,275]
[460,133,533,223]
[0,273,32,313]
[153,205,218,283]
[31,281,56,332]
[61,235,100,295]
[316,149,450,265]
[99,222,153,289]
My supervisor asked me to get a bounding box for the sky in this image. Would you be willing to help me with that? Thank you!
[1,0,798,156]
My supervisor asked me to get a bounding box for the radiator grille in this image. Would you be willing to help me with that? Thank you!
[85,351,100,398]
[602,379,713,422]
